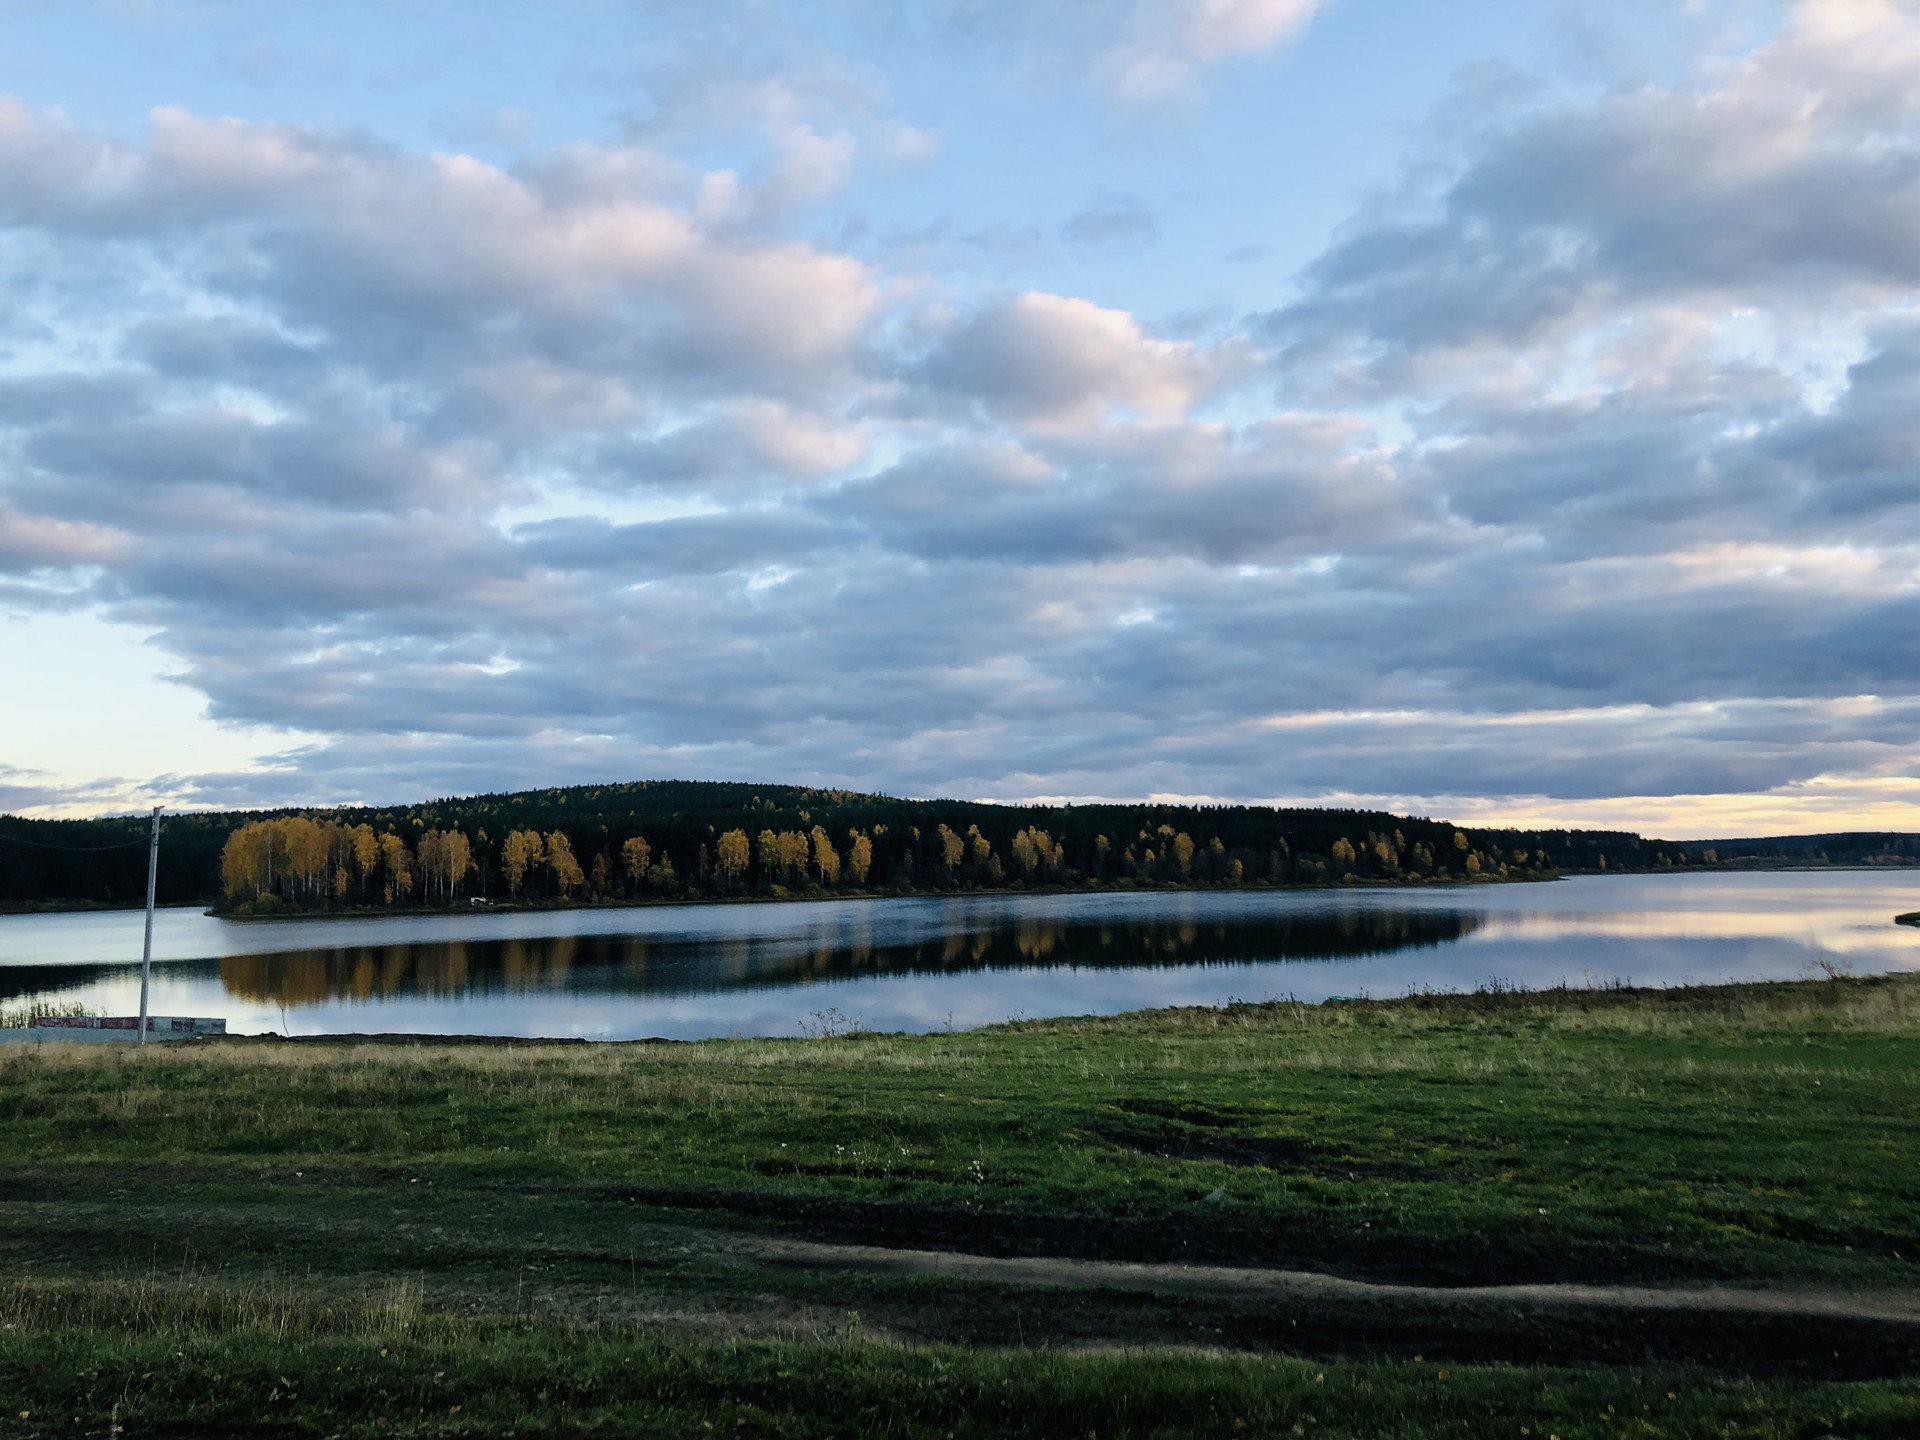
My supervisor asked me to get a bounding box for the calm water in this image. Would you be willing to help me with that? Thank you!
[2,872,1916,1039]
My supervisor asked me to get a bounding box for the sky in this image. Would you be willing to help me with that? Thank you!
[0,0,1916,838]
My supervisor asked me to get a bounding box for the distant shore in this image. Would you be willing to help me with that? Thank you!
[5,860,1915,923]
[202,868,1581,922]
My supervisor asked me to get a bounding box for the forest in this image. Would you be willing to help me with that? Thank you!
[0,778,1911,912]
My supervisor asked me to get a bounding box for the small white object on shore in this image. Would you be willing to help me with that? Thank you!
[0,1015,227,1046]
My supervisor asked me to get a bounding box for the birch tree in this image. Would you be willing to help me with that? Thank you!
[716,829,750,880]
[502,830,544,895]
[622,836,652,886]
[547,831,584,896]
[811,825,839,884]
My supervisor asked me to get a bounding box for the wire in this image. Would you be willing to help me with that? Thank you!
[0,833,151,852]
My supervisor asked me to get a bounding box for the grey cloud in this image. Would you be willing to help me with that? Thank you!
[1265,18,1920,380]
[124,315,326,383]
[1769,328,1920,521]
[20,408,497,516]
[587,403,865,491]
[921,291,1230,427]
[0,370,151,427]
[1061,191,1161,252]
[515,511,854,577]
[824,422,1427,565]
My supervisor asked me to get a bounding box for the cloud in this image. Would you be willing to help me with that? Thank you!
[5,2,1920,824]
[0,508,131,571]
[1061,191,1162,253]
[592,401,868,491]
[1265,1,1920,389]
[1102,0,1327,103]
[923,292,1239,429]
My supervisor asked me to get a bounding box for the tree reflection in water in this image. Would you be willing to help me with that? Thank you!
[216,908,1483,1007]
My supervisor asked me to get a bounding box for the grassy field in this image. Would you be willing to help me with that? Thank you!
[2,976,1917,1437]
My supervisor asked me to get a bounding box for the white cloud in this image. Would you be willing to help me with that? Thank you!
[1102,0,1327,103]
[926,291,1242,429]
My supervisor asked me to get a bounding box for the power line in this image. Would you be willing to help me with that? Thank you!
[0,832,150,852]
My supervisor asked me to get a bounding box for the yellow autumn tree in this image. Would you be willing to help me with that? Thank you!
[1010,827,1055,879]
[810,825,839,884]
[280,817,330,900]
[1010,829,1035,875]
[547,831,584,897]
[967,825,992,867]
[221,820,284,900]
[1173,832,1195,878]
[447,830,474,896]
[622,835,651,885]
[347,824,378,898]
[716,829,750,880]
[501,830,543,895]
[937,824,964,871]
[419,829,474,899]
[847,832,872,885]
[774,830,808,881]
[378,832,412,904]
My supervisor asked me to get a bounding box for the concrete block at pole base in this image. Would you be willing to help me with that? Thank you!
[0,1016,228,1046]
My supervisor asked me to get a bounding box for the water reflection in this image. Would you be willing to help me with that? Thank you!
[8,874,1918,1040]
[0,963,112,1005]
[216,907,1483,1006]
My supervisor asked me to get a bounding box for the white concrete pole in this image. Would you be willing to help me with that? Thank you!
[138,806,162,1048]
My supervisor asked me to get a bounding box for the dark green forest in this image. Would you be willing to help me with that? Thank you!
[0,779,1911,912]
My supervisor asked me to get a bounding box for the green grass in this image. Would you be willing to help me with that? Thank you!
[2,1280,1916,1440]
[2,976,1917,1435]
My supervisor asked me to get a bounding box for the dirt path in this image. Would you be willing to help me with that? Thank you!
[741,1234,1920,1324]
[724,1232,1920,1373]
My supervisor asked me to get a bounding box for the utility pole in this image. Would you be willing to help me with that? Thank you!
[138,805,162,1049]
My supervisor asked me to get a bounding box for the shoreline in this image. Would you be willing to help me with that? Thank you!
[203,869,1561,922]
[8,858,1915,922]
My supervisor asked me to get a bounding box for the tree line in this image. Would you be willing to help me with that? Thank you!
[6,777,1898,911]
[202,784,1695,913]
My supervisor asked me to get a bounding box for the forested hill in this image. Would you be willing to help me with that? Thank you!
[1695,833,1920,867]
[0,778,1853,912]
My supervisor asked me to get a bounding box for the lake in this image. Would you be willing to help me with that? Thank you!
[2,871,1917,1040]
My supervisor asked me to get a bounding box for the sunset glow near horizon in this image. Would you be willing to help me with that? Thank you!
[1,0,1916,841]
